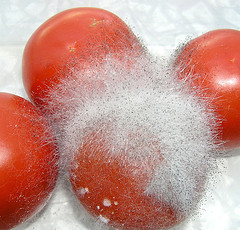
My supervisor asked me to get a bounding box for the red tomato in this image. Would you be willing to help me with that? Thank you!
[175,29,240,150]
[70,129,182,230]
[0,92,59,229]
[22,7,145,111]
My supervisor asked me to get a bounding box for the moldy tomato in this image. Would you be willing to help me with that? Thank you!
[70,128,179,230]
[175,29,240,150]
[0,92,58,229]
[22,7,145,111]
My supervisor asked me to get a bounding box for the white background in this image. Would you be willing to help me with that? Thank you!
[0,0,240,229]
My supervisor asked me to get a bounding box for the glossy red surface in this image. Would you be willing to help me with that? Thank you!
[0,92,58,229]
[22,7,144,110]
[175,29,240,150]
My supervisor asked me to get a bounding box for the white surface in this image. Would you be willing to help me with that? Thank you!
[0,0,240,230]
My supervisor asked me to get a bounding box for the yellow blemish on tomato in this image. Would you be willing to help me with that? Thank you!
[69,42,77,52]
[69,47,76,52]
[230,58,235,63]
[90,18,104,27]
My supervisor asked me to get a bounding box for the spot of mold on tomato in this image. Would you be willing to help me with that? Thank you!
[103,198,111,207]
[99,215,110,224]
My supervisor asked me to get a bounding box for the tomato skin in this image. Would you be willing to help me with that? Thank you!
[175,29,240,150]
[22,7,145,109]
[0,92,59,229]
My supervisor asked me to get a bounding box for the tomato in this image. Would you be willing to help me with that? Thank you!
[22,7,145,111]
[175,29,240,150]
[70,128,180,230]
[0,92,59,229]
